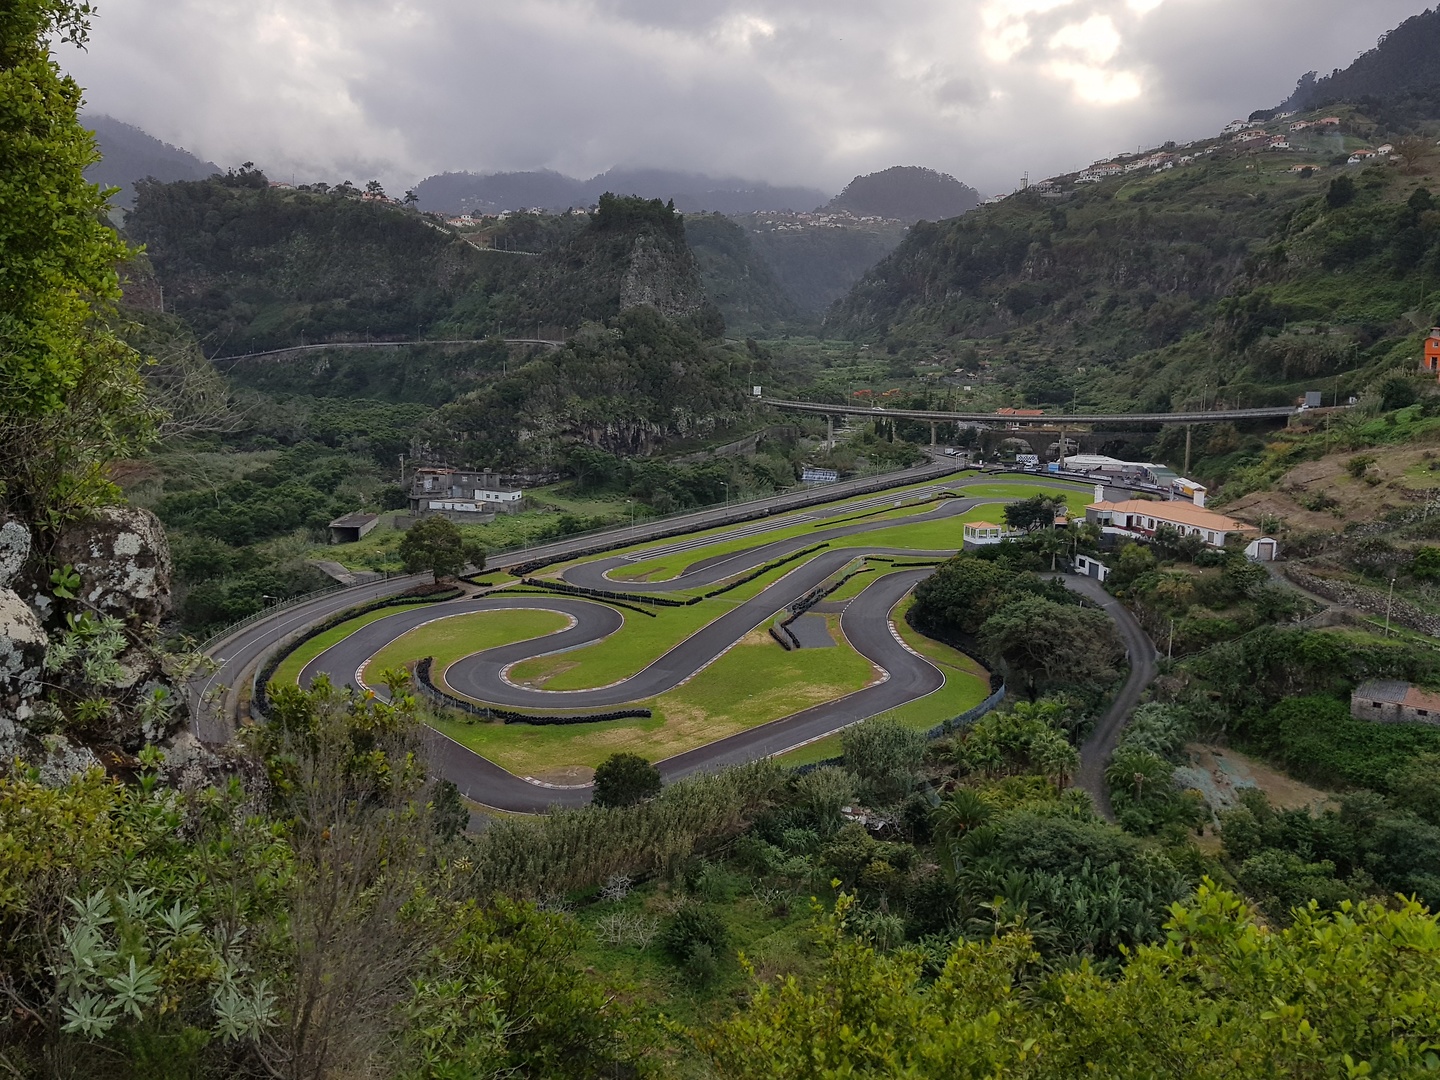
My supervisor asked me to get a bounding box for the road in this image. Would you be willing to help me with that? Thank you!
[763,396,1307,426]
[1065,573,1161,819]
[301,567,945,812]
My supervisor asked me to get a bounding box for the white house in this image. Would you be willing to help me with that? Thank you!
[962,520,1024,550]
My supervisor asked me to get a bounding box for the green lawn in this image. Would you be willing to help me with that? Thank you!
[431,621,876,778]
[775,596,991,766]
[364,608,573,684]
[551,473,979,582]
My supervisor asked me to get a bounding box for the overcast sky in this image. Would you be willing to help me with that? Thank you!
[62,0,1427,198]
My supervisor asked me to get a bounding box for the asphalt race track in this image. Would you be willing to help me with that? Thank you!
[210,473,1154,815]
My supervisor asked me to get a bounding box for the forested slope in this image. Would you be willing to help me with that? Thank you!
[828,110,1440,413]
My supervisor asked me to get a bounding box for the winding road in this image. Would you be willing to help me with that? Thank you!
[199,471,1156,814]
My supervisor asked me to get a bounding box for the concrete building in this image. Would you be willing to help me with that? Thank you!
[410,466,524,522]
[1074,554,1111,582]
[1063,455,1178,488]
[962,520,1024,550]
[327,512,380,544]
[802,466,840,484]
[1351,680,1440,725]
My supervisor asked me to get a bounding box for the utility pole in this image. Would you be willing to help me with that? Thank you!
[1385,576,1396,637]
[399,453,405,487]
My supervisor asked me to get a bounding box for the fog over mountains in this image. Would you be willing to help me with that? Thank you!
[83,114,219,208]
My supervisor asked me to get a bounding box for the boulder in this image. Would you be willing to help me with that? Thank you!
[46,505,173,631]
[0,585,48,729]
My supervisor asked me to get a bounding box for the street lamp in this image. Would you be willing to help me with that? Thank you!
[626,498,634,530]
[721,482,729,507]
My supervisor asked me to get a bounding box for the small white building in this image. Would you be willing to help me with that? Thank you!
[962,520,1024,550]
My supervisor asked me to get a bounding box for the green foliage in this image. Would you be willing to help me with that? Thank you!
[1219,786,1440,918]
[398,515,485,579]
[979,595,1122,699]
[1001,494,1066,532]
[956,699,1079,787]
[661,902,730,986]
[1240,694,1440,792]
[840,715,927,806]
[591,752,662,808]
[0,0,156,522]
[705,882,1440,1079]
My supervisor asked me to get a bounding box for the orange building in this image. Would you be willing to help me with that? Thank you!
[1425,327,1440,378]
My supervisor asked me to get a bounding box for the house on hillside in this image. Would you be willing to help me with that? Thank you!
[1347,149,1375,165]
[1290,120,1313,131]
[410,466,524,522]
[1377,143,1395,156]
[1085,486,1259,550]
[1351,681,1440,725]
[1422,327,1440,378]
[962,520,1025,551]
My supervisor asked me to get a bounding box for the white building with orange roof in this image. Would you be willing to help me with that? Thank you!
[1084,486,1258,550]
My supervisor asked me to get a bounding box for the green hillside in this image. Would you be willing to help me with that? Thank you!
[828,108,1440,413]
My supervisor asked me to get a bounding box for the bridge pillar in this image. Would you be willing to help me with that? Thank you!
[930,420,937,447]
[1183,424,1193,476]
[827,414,834,450]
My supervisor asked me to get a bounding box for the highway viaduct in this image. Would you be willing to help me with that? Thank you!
[761,396,1337,474]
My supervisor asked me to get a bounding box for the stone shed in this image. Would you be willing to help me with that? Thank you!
[1351,680,1440,725]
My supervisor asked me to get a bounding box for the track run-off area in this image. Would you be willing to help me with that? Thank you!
[248,472,1155,813]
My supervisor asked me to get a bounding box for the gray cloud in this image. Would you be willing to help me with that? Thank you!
[62,0,1427,198]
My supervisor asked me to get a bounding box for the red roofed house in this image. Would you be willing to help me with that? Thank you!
[1424,327,1440,378]
[1085,490,1257,549]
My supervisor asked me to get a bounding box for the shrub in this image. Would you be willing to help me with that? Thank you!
[662,902,729,985]
[591,752,663,808]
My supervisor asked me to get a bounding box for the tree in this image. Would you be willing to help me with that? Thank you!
[979,595,1123,698]
[365,179,385,198]
[705,883,1440,1079]
[403,188,418,206]
[1003,494,1066,533]
[397,515,484,579]
[840,714,927,806]
[591,753,662,808]
[0,0,156,523]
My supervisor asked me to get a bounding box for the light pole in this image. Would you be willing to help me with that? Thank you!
[626,498,634,530]
[721,482,729,507]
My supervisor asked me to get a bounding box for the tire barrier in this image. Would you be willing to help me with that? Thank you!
[413,657,652,726]
[252,586,464,718]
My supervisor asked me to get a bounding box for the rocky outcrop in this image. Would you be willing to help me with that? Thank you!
[45,505,173,630]
[1,505,194,767]
[0,519,46,735]
[620,233,708,316]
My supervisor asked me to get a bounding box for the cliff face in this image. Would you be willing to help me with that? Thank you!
[620,232,709,316]
[510,194,723,334]
[0,506,202,782]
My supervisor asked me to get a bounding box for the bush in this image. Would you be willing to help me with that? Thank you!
[841,716,927,806]
[661,902,730,981]
[591,753,663,808]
